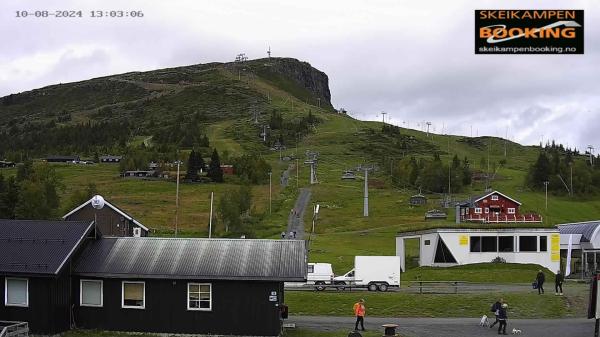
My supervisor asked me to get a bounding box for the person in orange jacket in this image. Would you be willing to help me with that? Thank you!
[353,298,366,331]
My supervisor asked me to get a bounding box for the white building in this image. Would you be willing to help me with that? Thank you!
[557,220,600,277]
[396,228,560,272]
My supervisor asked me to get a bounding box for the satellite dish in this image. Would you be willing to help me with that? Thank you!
[91,195,105,210]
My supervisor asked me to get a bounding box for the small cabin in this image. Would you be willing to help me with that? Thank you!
[46,155,80,163]
[220,164,234,175]
[122,170,155,178]
[100,155,122,163]
[410,194,427,206]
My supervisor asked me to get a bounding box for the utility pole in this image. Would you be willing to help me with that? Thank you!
[570,163,573,197]
[175,158,180,237]
[364,168,369,217]
[268,172,272,214]
[588,145,595,166]
[544,181,549,210]
[381,111,387,125]
[208,192,213,238]
[426,122,432,137]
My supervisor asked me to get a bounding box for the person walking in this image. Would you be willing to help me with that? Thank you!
[489,298,504,328]
[497,303,508,335]
[289,231,294,239]
[536,270,545,294]
[555,269,564,295]
[353,299,366,331]
[281,231,286,239]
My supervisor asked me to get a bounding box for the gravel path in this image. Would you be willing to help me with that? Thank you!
[288,315,594,337]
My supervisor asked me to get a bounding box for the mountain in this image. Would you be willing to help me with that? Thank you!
[0,57,334,158]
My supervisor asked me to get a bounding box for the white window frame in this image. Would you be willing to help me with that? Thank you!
[121,281,145,309]
[187,283,212,311]
[474,207,482,214]
[507,208,516,214]
[484,207,489,214]
[80,279,103,307]
[491,195,499,201]
[5,277,28,307]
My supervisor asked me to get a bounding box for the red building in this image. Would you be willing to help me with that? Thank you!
[220,164,235,175]
[458,190,542,223]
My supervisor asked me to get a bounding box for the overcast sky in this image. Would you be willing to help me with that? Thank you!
[1,0,598,151]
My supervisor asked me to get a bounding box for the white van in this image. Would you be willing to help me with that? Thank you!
[307,262,334,291]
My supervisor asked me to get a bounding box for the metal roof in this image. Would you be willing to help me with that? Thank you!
[63,196,149,231]
[73,238,307,281]
[0,219,93,275]
[557,221,600,243]
[458,190,522,207]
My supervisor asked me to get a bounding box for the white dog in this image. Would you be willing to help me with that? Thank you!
[512,328,522,334]
[479,315,490,327]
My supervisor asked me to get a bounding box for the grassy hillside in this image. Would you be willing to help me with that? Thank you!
[1,57,599,276]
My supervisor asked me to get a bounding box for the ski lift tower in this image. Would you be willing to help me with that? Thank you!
[304,151,319,184]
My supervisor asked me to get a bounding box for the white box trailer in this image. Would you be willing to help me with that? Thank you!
[333,256,400,291]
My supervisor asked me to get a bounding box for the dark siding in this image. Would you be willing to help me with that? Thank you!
[73,278,282,336]
[0,271,71,334]
[66,205,134,237]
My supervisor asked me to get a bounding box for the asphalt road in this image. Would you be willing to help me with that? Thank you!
[288,315,595,337]
[286,188,311,239]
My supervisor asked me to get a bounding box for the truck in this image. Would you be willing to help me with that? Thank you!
[333,256,400,291]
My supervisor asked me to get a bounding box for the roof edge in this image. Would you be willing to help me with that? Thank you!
[54,220,95,274]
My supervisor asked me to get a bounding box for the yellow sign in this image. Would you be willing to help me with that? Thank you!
[551,234,560,262]
[459,235,469,246]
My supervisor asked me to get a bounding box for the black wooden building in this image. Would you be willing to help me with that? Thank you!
[63,196,149,237]
[0,219,94,334]
[72,237,306,336]
[1,219,305,336]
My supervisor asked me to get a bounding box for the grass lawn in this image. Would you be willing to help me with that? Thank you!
[285,290,579,318]
[402,263,553,284]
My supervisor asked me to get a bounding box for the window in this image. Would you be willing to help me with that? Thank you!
[470,236,481,252]
[540,236,548,252]
[499,236,514,252]
[507,208,516,214]
[122,281,145,309]
[491,195,499,201]
[80,280,103,307]
[424,240,431,246]
[485,208,489,214]
[434,238,457,263]
[481,236,497,252]
[474,208,482,214]
[307,265,314,273]
[5,278,28,307]
[188,283,212,311]
[519,236,537,252]
[465,208,469,214]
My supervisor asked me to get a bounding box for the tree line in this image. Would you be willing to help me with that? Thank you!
[526,145,600,195]
[392,154,472,193]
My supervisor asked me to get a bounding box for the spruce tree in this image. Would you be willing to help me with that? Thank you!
[208,149,223,183]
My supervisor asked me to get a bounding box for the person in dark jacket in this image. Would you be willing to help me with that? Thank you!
[489,298,504,328]
[497,303,508,335]
[555,269,564,295]
[536,270,545,294]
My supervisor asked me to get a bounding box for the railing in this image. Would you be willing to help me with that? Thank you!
[408,281,494,294]
[461,213,543,223]
[0,321,29,337]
